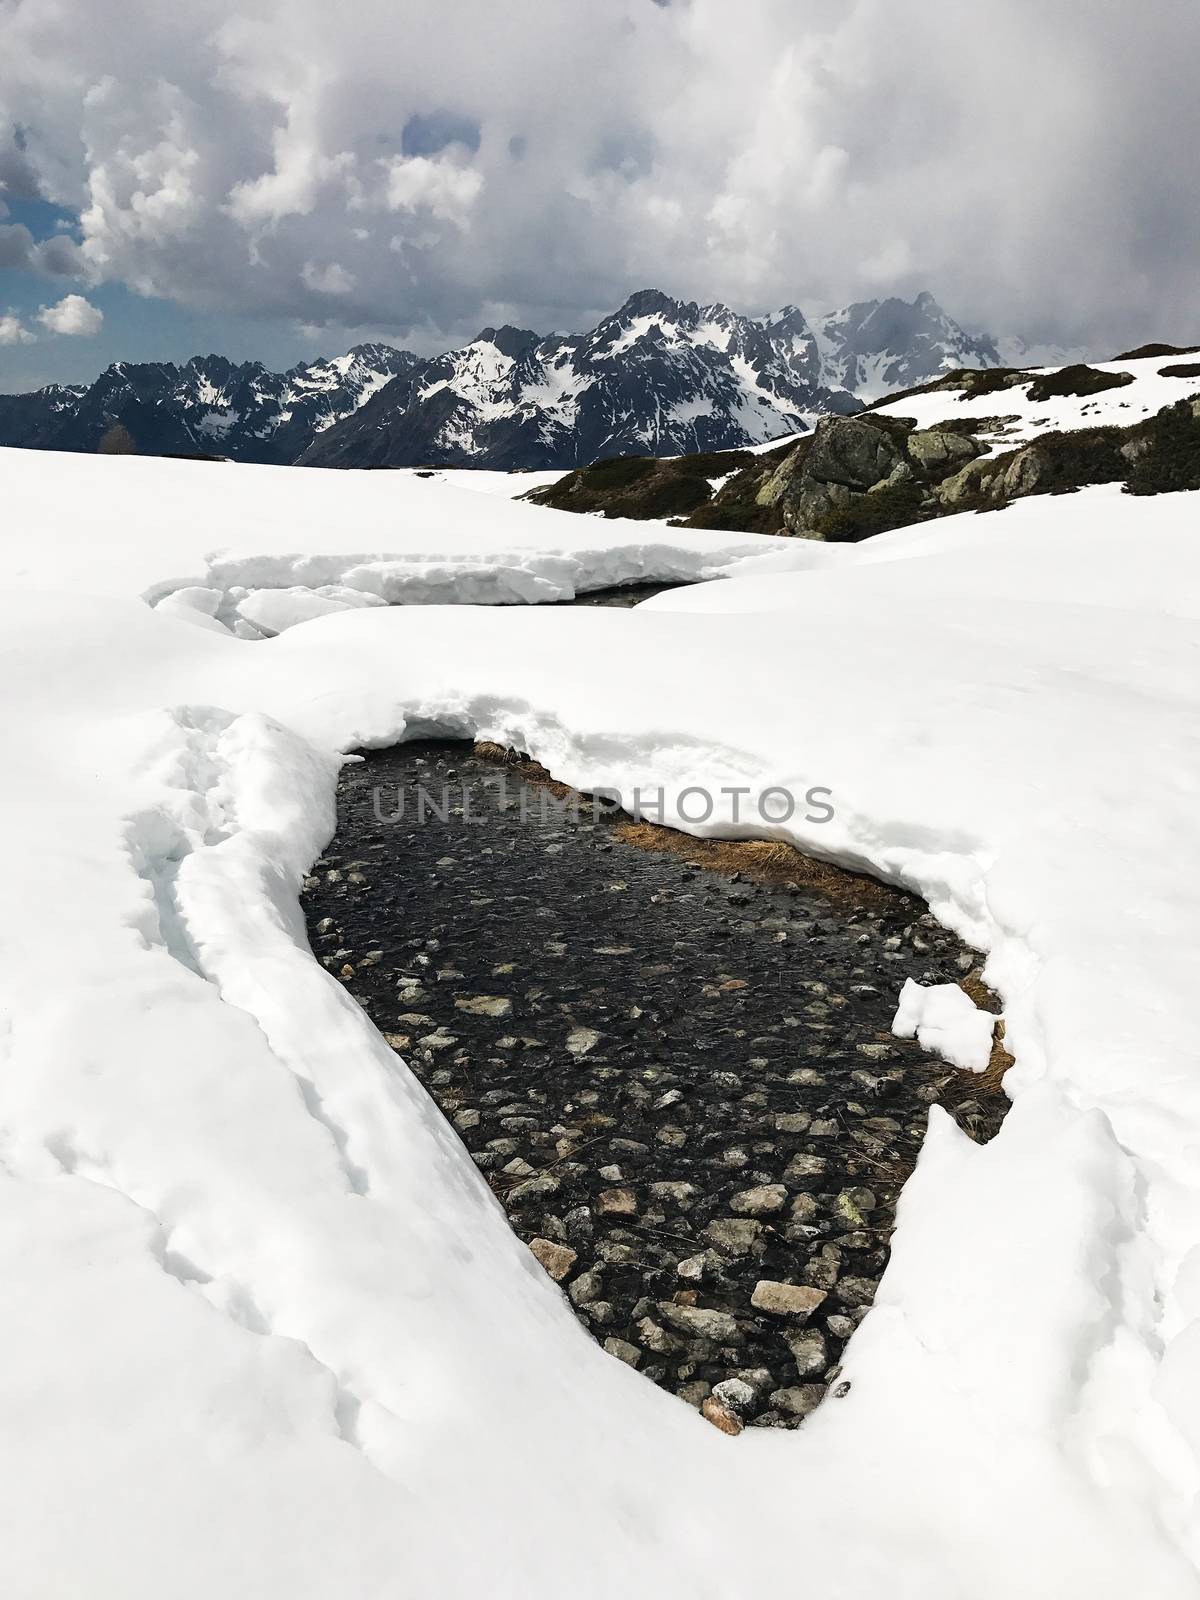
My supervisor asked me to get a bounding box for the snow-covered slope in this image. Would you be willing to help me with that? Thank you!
[870,351,1200,449]
[3,446,1200,1595]
[813,290,1002,401]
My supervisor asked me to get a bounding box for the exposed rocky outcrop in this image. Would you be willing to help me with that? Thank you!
[687,413,989,541]
[526,375,1200,541]
[937,396,1200,508]
[525,450,754,520]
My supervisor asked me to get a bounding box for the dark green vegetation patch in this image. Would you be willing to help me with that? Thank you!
[1114,343,1200,361]
[1024,365,1135,404]
[525,449,756,521]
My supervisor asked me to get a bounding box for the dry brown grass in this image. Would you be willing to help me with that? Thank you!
[975,1018,1017,1095]
[473,741,577,800]
[472,740,521,764]
[473,739,918,911]
[613,819,906,911]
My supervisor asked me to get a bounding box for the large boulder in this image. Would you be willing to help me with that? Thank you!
[802,415,905,490]
[906,427,984,474]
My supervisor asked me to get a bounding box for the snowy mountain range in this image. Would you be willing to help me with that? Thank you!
[0,344,418,465]
[0,290,1003,469]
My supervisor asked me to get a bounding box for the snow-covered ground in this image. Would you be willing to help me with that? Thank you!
[388,465,566,498]
[873,351,1199,450]
[0,448,775,631]
[3,447,1200,1596]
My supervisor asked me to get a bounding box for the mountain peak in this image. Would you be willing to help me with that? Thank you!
[616,288,689,321]
[474,325,541,360]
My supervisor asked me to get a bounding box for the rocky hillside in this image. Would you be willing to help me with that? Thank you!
[527,352,1200,539]
[0,289,1002,470]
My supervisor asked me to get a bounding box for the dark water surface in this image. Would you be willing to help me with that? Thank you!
[302,741,1006,1429]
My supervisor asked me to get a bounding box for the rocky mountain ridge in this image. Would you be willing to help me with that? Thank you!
[0,290,1002,469]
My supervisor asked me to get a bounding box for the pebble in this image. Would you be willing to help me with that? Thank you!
[657,1303,741,1343]
[455,995,513,1018]
[729,1183,787,1216]
[703,1218,763,1256]
[701,1396,743,1436]
[603,1337,641,1367]
[785,1329,828,1378]
[750,1281,828,1321]
[712,1377,757,1415]
[770,1385,828,1419]
[529,1238,577,1281]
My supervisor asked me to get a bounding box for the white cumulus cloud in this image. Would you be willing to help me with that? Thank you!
[0,0,1197,353]
[0,313,35,345]
[38,295,104,336]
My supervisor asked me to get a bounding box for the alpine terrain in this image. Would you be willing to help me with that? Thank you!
[0,290,1002,470]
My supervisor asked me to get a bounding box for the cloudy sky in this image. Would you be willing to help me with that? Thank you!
[1,0,1198,389]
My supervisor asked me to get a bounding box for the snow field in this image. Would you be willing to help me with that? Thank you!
[2,446,1200,1594]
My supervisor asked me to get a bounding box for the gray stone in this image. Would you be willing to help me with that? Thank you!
[785,1329,829,1379]
[454,994,512,1018]
[774,1112,811,1134]
[568,1268,603,1307]
[636,1316,683,1355]
[507,1174,559,1203]
[804,415,905,491]
[751,1280,828,1321]
[734,1367,776,1396]
[770,1384,828,1419]
[789,1193,819,1223]
[712,1377,757,1416]
[783,1153,828,1184]
[834,1187,876,1227]
[905,428,983,473]
[603,1336,641,1368]
[729,1183,787,1217]
[648,1180,698,1210]
[835,1275,878,1307]
[528,1238,577,1281]
[657,1302,741,1343]
[703,1218,764,1257]
[566,1027,601,1057]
